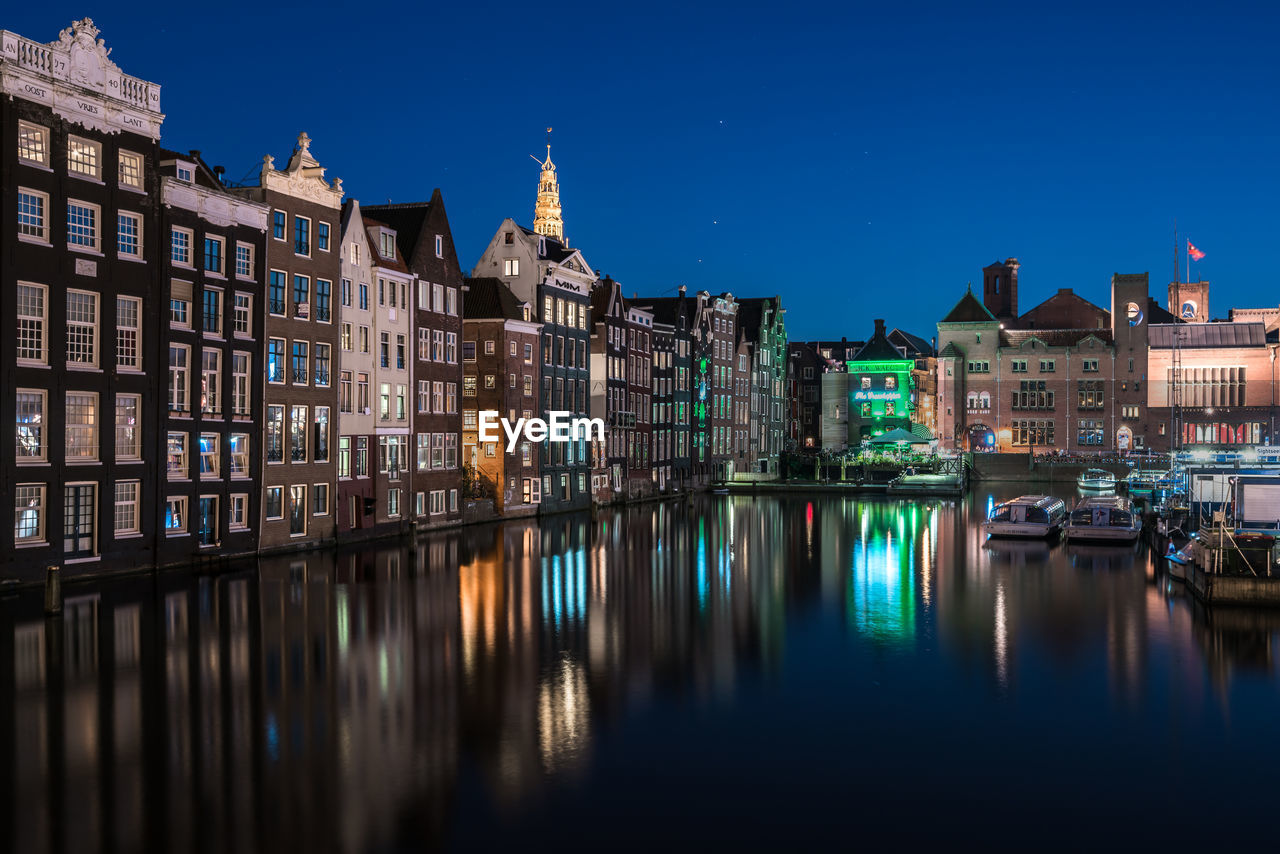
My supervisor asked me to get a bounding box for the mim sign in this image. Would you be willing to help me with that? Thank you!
[478,411,605,453]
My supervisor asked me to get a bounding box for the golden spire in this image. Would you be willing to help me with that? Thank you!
[532,127,564,243]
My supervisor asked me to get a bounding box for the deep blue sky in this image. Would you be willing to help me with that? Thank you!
[11,3,1278,339]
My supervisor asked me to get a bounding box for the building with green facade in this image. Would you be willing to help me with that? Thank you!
[847,319,916,441]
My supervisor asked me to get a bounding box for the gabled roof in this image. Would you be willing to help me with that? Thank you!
[938,341,964,359]
[362,199,434,263]
[851,330,908,362]
[591,277,625,324]
[639,295,697,327]
[1149,322,1267,349]
[888,328,934,357]
[463,277,526,321]
[941,290,997,323]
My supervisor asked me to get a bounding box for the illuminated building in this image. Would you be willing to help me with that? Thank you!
[936,261,1173,453]
[2,19,165,578]
[462,277,542,513]
[230,132,344,549]
[845,319,916,440]
[473,180,595,511]
[362,193,467,528]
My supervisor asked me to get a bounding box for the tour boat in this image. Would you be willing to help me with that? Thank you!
[1124,469,1169,496]
[982,495,1067,538]
[1064,496,1142,543]
[1077,468,1118,491]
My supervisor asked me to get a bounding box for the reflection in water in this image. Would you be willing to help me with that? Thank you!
[6,489,1280,851]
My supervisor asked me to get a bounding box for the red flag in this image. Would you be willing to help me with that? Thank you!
[1188,240,1205,261]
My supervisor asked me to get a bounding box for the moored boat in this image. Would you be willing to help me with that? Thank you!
[1065,496,1142,543]
[982,495,1067,538]
[1124,469,1169,496]
[1077,468,1118,491]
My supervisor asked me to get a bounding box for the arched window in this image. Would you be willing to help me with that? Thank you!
[967,392,978,409]
[979,392,990,410]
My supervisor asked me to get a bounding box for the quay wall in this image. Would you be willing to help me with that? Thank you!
[971,453,1130,484]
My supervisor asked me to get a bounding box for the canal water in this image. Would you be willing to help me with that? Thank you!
[4,487,1280,852]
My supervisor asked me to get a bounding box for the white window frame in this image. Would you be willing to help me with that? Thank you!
[235,242,254,280]
[67,199,101,252]
[172,226,194,267]
[15,483,46,545]
[16,282,48,366]
[117,210,143,259]
[17,121,49,167]
[113,480,141,536]
[115,393,142,461]
[17,187,49,243]
[118,150,144,191]
[66,289,99,369]
[16,389,47,463]
[167,432,188,480]
[64,391,99,462]
[67,135,102,180]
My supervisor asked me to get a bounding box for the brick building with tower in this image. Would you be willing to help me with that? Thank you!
[936,259,1174,454]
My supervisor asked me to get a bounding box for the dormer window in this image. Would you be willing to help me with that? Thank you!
[176,161,195,182]
[379,231,396,260]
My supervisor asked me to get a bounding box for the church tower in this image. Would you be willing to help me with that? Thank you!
[532,130,564,243]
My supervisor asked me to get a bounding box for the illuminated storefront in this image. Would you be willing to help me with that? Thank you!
[846,358,915,439]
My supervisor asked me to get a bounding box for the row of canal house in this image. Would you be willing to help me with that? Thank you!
[0,18,795,584]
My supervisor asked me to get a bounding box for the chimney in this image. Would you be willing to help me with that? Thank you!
[874,318,886,337]
[679,285,686,295]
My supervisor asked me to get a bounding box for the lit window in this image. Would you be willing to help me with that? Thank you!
[16,390,46,462]
[199,433,219,478]
[115,394,141,460]
[64,392,99,461]
[167,433,188,478]
[17,121,49,166]
[118,150,144,190]
[165,496,188,532]
[67,136,101,178]
[15,484,45,544]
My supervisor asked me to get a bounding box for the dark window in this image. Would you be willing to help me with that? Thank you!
[315,279,331,322]
[272,211,285,240]
[269,271,286,315]
[318,222,330,251]
[294,217,310,255]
